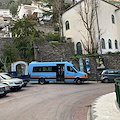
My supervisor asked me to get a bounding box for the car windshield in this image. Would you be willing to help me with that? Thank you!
[0,74,12,80]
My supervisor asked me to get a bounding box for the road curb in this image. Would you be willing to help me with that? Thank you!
[90,92,120,120]
[91,96,101,120]
[87,105,92,120]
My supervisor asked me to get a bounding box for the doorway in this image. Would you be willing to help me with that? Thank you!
[11,61,28,75]
[56,64,64,81]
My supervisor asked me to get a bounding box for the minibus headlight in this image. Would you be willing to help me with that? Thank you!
[85,74,88,77]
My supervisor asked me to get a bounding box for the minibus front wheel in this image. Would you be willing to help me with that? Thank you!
[39,78,45,85]
[76,78,82,84]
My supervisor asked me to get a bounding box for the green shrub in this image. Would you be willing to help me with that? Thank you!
[45,33,60,42]
[106,51,112,54]
[114,51,120,54]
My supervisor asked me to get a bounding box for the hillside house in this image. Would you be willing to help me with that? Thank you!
[0,9,12,38]
[17,1,52,23]
[0,9,12,27]
[62,0,120,54]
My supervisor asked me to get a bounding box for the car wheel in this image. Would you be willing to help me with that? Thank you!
[39,79,45,85]
[0,92,7,97]
[23,83,27,87]
[2,92,7,97]
[76,78,82,84]
[103,78,109,83]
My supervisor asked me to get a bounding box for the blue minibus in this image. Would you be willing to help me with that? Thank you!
[28,61,88,84]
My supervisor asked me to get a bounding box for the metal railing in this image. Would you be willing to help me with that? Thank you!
[115,79,120,108]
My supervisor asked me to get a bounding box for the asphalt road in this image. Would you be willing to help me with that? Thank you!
[0,81,115,120]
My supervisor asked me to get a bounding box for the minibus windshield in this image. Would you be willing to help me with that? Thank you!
[73,66,79,72]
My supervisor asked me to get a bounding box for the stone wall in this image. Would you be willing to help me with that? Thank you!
[79,54,120,80]
[33,40,75,62]
[36,24,55,34]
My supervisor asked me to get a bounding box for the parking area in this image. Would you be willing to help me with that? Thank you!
[0,82,115,120]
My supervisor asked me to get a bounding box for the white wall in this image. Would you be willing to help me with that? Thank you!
[0,9,12,17]
[18,5,37,19]
[62,2,89,54]
[115,9,120,51]
[62,0,120,54]
[97,0,120,54]
[11,61,28,75]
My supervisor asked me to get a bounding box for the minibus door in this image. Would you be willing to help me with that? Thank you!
[56,64,64,81]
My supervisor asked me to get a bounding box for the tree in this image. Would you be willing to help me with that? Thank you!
[11,18,36,38]
[78,0,101,54]
[51,0,64,39]
[9,18,38,61]
[1,43,18,72]
[0,57,9,72]
[42,0,71,40]
[2,44,18,63]
[8,1,18,16]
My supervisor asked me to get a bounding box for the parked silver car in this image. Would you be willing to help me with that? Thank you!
[0,73,24,91]
[0,83,10,97]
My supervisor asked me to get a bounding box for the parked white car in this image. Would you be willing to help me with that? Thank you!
[0,83,10,97]
[0,73,24,91]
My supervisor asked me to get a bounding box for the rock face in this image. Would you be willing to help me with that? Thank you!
[33,40,75,62]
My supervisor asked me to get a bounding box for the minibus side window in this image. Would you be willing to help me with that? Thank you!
[43,66,55,72]
[43,67,48,72]
[52,66,57,72]
[67,66,76,73]
[33,66,57,72]
[33,67,42,72]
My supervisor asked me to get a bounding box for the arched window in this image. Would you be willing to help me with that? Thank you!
[76,42,82,54]
[112,15,115,24]
[65,21,70,30]
[108,39,112,49]
[115,40,118,49]
[101,38,105,49]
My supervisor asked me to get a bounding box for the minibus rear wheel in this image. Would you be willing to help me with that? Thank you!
[39,78,45,85]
